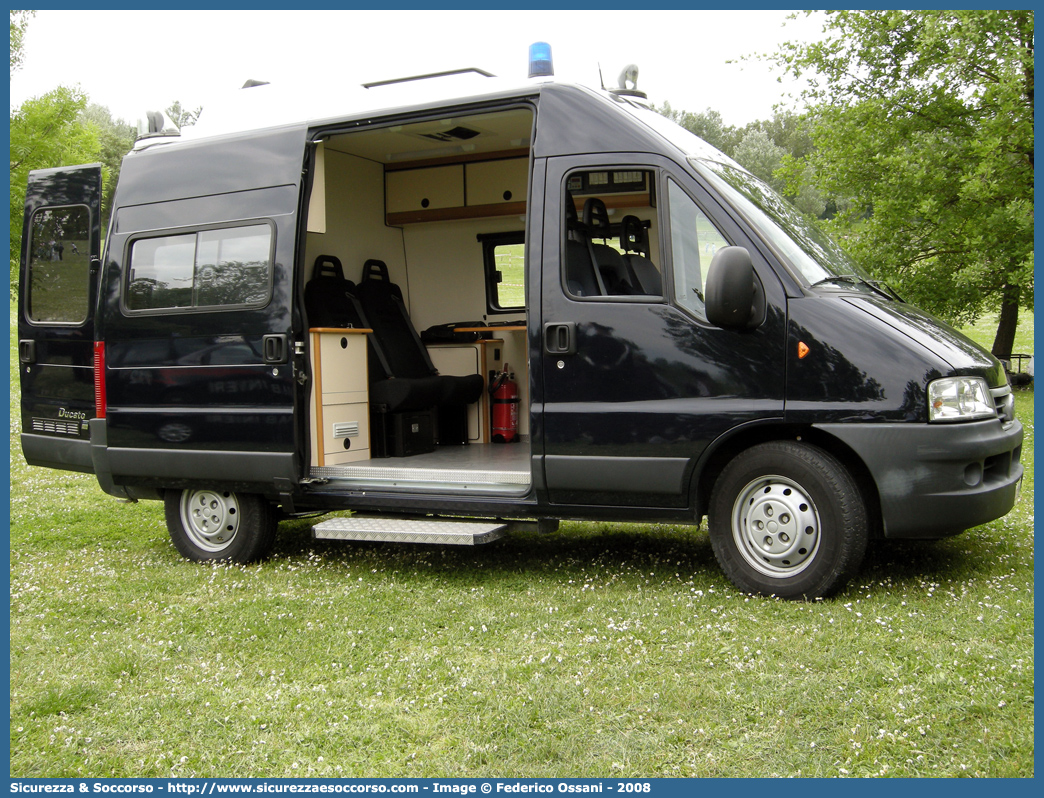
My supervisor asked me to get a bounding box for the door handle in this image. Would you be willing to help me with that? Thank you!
[19,339,36,364]
[262,334,288,364]
[543,322,576,355]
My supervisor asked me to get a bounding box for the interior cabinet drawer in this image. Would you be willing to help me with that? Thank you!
[317,332,368,396]
[321,401,370,464]
[465,158,528,206]
[386,165,464,213]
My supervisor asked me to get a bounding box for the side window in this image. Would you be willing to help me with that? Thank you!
[561,169,661,299]
[126,223,272,312]
[479,231,525,313]
[26,205,92,324]
[667,179,729,321]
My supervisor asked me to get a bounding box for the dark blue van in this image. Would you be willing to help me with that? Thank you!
[17,62,1023,599]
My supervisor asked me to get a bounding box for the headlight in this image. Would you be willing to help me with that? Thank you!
[928,377,996,422]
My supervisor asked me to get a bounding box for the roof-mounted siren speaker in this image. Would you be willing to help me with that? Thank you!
[611,64,648,100]
[528,42,554,78]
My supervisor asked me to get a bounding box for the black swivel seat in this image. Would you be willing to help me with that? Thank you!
[303,254,360,328]
[354,259,484,452]
[304,254,427,411]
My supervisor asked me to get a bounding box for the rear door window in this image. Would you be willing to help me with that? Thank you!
[26,205,92,324]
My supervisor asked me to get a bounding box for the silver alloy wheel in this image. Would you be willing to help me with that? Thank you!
[731,474,821,578]
[179,489,241,553]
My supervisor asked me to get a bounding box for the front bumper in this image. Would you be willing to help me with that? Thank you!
[816,418,1024,539]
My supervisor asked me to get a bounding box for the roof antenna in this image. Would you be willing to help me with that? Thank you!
[597,63,606,90]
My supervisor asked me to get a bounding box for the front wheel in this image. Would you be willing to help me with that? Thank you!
[164,488,277,563]
[708,441,868,599]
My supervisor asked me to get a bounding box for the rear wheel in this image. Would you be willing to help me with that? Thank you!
[164,488,277,563]
[708,441,868,599]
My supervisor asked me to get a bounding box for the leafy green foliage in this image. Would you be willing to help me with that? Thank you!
[772,11,1033,355]
[9,87,99,285]
[10,10,34,71]
[166,100,202,130]
[657,104,825,217]
[9,9,191,297]
[656,103,743,156]
[81,104,137,230]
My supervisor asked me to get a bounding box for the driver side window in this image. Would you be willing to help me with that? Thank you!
[667,179,729,321]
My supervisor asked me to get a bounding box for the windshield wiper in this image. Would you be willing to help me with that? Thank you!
[810,275,864,289]
[864,278,904,301]
[810,274,899,301]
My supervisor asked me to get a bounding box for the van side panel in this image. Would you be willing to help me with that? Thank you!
[112,128,308,207]
[532,85,667,160]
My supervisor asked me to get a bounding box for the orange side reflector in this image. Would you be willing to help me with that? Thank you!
[797,341,810,360]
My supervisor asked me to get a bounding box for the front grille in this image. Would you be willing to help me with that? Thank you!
[991,385,1016,426]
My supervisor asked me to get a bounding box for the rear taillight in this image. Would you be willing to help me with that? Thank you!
[93,341,107,419]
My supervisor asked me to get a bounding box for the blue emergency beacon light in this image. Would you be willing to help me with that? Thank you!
[528,42,554,78]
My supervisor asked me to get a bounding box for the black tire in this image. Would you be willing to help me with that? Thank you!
[164,488,278,563]
[708,441,868,599]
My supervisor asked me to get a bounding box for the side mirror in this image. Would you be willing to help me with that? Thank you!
[705,246,765,330]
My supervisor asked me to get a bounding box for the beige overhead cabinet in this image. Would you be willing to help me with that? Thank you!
[385,164,464,216]
[385,158,528,224]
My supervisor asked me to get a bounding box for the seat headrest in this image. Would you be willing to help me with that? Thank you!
[583,197,611,238]
[362,258,391,283]
[620,215,647,254]
[312,254,345,281]
[564,192,581,230]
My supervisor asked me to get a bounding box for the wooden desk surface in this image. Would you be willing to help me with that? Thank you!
[309,327,373,334]
[453,325,526,333]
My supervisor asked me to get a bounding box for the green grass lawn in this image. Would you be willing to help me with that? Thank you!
[8,304,1034,778]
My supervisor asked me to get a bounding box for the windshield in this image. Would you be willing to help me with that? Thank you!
[621,101,871,287]
[694,159,868,285]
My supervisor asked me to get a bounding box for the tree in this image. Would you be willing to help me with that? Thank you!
[10,87,99,286]
[745,110,815,161]
[81,103,136,230]
[657,102,829,218]
[166,100,202,130]
[733,129,786,188]
[8,13,135,292]
[656,102,742,157]
[772,10,1034,358]
[10,10,34,71]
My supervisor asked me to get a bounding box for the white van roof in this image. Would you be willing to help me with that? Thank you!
[173,70,551,144]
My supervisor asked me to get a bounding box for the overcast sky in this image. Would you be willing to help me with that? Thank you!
[10,9,826,128]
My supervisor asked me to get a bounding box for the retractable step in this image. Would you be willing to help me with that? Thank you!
[313,516,513,545]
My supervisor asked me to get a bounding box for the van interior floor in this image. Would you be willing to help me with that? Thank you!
[310,442,531,495]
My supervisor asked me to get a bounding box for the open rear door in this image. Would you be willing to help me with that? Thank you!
[18,163,103,472]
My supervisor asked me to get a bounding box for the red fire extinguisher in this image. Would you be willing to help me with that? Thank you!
[489,363,519,443]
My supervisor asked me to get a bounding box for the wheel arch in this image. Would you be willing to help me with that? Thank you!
[164,487,279,563]
[692,421,883,537]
